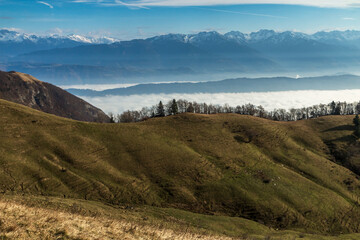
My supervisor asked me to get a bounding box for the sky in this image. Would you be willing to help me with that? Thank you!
[1,0,360,39]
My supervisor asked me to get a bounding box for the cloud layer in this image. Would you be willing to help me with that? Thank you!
[61,83,138,91]
[80,89,360,115]
[73,0,360,8]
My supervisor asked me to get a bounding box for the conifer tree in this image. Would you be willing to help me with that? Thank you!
[156,101,165,117]
[186,102,194,113]
[354,115,360,137]
[353,114,360,127]
[334,103,341,115]
[170,99,178,115]
[330,101,336,114]
[108,113,116,123]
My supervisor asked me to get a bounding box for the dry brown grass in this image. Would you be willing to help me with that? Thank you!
[0,199,234,240]
[2,100,360,236]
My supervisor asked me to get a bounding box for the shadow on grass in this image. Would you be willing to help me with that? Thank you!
[323,125,355,132]
[327,135,357,143]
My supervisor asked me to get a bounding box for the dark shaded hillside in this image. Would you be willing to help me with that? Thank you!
[0,71,109,122]
[1,99,360,235]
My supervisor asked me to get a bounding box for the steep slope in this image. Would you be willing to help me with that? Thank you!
[1,100,360,235]
[0,71,109,122]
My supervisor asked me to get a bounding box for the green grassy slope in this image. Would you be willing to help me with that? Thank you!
[1,99,360,236]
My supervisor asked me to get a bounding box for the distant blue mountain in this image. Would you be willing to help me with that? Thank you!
[14,31,275,73]
[68,75,360,97]
[3,29,360,84]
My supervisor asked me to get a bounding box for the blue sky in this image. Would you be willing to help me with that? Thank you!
[1,0,360,39]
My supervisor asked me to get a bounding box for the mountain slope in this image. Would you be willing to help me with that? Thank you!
[1,99,360,235]
[0,71,109,122]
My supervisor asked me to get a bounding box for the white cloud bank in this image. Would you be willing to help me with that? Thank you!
[60,83,138,91]
[80,89,360,115]
[60,81,203,91]
[72,0,360,8]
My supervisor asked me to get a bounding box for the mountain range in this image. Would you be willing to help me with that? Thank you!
[0,29,117,57]
[4,28,360,49]
[68,74,360,97]
[3,29,360,84]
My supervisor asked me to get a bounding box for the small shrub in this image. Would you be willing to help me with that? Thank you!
[5,225,16,233]
[54,229,66,237]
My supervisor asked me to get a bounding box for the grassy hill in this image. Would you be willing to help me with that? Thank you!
[1,99,360,238]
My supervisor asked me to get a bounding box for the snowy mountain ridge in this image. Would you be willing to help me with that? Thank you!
[148,29,360,45]
[0,29,118,44]
[3,28,360,46]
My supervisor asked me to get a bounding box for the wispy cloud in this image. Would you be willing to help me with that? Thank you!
[61,83,137,91]
[113,0,149,9]
[70,0,148,8]
[343,17,356,20]
[69,0,360,8]
[194,7,287,19]
[37,1,54,9]
[28,18,65,22]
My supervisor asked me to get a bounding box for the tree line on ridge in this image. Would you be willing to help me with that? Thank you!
[109,99,360,123]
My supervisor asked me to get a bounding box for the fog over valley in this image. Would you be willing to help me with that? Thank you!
[80,89,360,115]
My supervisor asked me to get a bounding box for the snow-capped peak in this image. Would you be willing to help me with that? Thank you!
[0,29,119,44]
[224,31,246,43]
[248,29,277,42]
[147,33,187,43]
[67,34,93,43]
[312,30,360,41]
[0,29,38,42]
[66,34,117,44]
[3,28,360,47]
